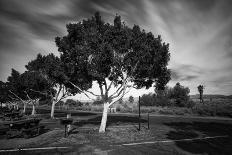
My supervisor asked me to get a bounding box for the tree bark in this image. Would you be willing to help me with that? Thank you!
[31,104,36,115]
[51,101,56,118]
[99,103,109,133]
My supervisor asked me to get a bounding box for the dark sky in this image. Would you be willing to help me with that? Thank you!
[0,0,232,96]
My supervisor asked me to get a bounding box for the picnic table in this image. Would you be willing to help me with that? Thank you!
[2,111,23,121]
[3,118,44,138]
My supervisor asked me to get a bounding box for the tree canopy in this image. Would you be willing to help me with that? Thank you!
[55,12,171,103]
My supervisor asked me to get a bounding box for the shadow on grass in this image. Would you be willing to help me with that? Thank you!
[73,115,147,128]
[165,122,232,155]
[25,108,97,118]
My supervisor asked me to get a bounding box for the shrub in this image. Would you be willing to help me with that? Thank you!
[169,82,190,107]
[128,96,134,104]
[140,93,155,106]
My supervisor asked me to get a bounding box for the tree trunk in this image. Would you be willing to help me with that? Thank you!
[23,103,27,113]
[99,103,109,133]
[67,113,72,133]
[51,101,56,118]
[31,104,36,115]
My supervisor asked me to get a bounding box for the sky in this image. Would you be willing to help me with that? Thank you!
[0,0,232,99]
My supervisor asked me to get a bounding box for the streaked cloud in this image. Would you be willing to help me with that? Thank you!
[0,0,232,95]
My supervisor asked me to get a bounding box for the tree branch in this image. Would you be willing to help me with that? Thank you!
[104,79,108,99]
[55,84,62,101]
[29,89,49,96]
[109,83,132,107]
[109,84,123,98]
[98,83,104,98]
[8,90,24,103]
[24,91,40,105]
[69,81,96,101]
[107,80,113,92]
[69,81,100,97]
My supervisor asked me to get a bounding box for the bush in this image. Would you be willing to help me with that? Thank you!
[91,105,103,112]
[66,99,83,107]
[140,93,155,106]
[169,82,190,107]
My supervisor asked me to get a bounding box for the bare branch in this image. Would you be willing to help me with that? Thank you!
[104,79,108,98]
[69,81,96,101]
[98,83,104,98]
[55,84,62,101]
[8,90,24,103]
[107,80,113,92]
[69,81,100,97]
[109,84,123,98]
[24,91,40,105]
[131,60,139,75]
[29,89,49,96]
[24,91,32,101]
[109,85,132,107]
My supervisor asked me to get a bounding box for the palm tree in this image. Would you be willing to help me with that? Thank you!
[197,85,204,103]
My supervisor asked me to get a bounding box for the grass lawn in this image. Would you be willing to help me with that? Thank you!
[0,111,232,154]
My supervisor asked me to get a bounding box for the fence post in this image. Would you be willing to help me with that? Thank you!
[139,96,141,131]
[147,113,150,129]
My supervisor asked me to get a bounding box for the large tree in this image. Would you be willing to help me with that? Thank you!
[55,12,171,133]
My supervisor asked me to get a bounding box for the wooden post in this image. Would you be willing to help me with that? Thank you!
[139,96,141,131]
[147,113,150,129]
[64,125,67,137]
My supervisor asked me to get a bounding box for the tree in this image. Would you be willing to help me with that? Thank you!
[154,86,172,107]
[197,85,204,103]
[6,69,51,115]
[128,96,134,104]
[26,53,76,118]
[140,93,155,106]
[55,12,171,133]
[19,71,52,115]
[0,81,10,108]
[7,69,29,111]
[170,82,190,107]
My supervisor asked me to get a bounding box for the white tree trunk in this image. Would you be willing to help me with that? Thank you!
[51,101,56,118]
[31,104,36,115]
[99,103,109,133]
[67,113,72,133]
[23,103,27,113]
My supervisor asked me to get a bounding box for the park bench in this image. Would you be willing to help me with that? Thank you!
[0,107,13,115]
[4,118,44,138]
